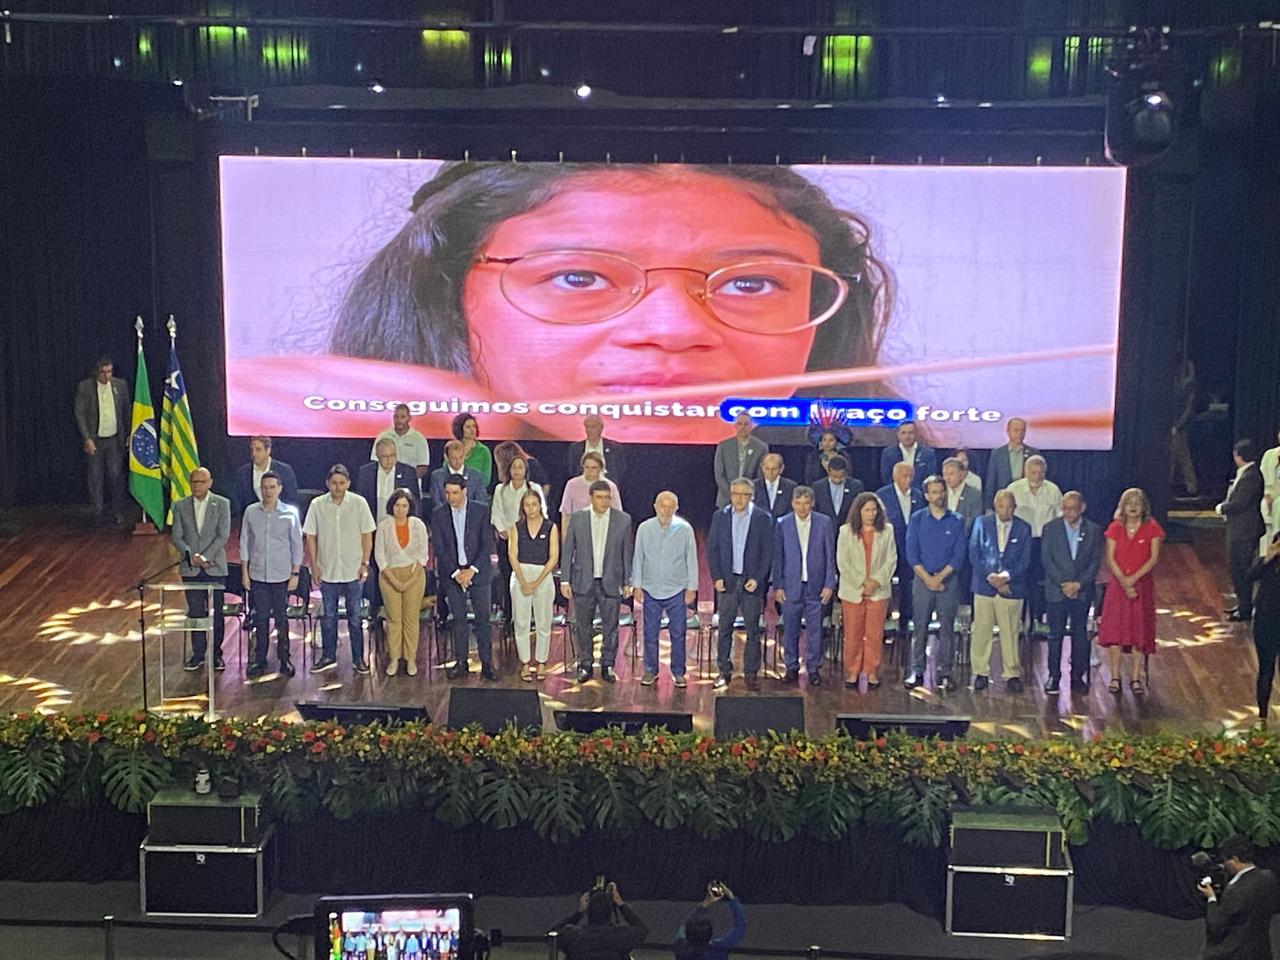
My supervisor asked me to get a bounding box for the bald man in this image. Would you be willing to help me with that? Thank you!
[170,468,232,672]
[714,413,769,507]
[631,492,699,687]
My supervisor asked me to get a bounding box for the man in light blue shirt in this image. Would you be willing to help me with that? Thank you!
[239,471,303,678]
[631,491,699,687]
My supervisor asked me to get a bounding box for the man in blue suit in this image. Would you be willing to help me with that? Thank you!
[983,417,1039,511]
[879,421,936,488]
[771,486,836,686]
[877,462,923,633]
[708,478,775,690]
[968,490,1033,693]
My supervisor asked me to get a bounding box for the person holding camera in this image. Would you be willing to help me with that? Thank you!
[554,882,648,960]
[1200,836,1279,960]
[675,882,746,960]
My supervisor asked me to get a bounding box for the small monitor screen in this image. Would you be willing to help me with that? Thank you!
[317,895,472,960]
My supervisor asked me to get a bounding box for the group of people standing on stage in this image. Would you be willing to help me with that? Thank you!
[75,346,1279,701]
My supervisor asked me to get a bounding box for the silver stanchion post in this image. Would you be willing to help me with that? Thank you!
[807,946,821,960]
[546,930,559,960]
[102,915,115,960]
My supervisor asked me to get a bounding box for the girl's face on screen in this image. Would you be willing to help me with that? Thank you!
[461,171,822,407]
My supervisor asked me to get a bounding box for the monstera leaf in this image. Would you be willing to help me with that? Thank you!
[0,739,66,808]
[100,744,170,813]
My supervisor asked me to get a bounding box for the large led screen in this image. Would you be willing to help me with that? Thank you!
[220,157,1126,447]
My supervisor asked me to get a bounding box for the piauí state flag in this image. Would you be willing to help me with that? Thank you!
[160,342,200,523]
[128,340,165,528]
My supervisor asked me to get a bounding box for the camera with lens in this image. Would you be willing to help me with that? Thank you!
[708,881,726,899]
[1191,850,1226,895]
[592,874,609,892]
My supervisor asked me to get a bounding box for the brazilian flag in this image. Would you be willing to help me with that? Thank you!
[128,339,165,527]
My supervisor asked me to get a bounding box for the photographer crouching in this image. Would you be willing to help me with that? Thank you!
[1199,836,1280,959]
[675,882,745,960]
[554,881,648,960]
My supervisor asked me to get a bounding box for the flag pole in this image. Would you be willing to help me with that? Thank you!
[132,317,160,537]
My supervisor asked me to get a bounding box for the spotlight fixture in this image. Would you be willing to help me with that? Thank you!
[575,83,592,99]
[368,80,386,94]
[1104,26,1184,166]
[933,94,949,106]
[538,66,550,78]
[112,56,123,68]
[171,78,184,86]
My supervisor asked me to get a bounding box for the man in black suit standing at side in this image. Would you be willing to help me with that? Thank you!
[811,455,864,525]
[430,476,498,681]
[1201,835,1279,960]
[73,357,130,526]
[753,453,796,520]
[1219,439,1266,622]
[1040,490,1102,694]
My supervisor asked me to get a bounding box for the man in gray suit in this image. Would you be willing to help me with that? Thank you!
[73,357,130,526]
[170,468,232,671]
[983,417,1039,511]
[561,480,633,683]
[1040,490,1102,693]
[714,413,769,507]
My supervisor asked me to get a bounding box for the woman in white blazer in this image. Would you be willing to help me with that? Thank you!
[374,488,430,676]
[836,491,898,689]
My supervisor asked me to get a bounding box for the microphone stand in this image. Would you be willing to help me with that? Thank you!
[137,554,185,712]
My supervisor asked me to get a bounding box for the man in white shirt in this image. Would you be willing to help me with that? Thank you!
[73,357,130,526]
[566,414,628,488]
[1007,455,1063,626]
[303,464,377,675]
[370,404,431,488]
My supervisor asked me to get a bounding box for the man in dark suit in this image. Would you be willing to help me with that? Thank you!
[428,440,488,514]
[1041,491,1102,693]
[1219,439,1266,622]
[771,486,836,686]
[1201,835,1280,960]
[170,468,232,672]
[357,440,418,519]
[232,436,299,515]
[753,453,796,520]
[430,476,498,680]
[561,481,633,683]
[879,421,936,488]
[942,457,983,536]
[811,455,864,526]
[566,414,628,489]
[983,417,1040,510]
[713,413,769,508]
[708,478,775,690]
[73,357,130,526]
[878,462,923,633]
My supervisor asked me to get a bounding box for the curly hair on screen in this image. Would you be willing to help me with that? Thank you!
[328,162,895,388]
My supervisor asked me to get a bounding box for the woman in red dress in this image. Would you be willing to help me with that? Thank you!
[1099,487,1164,694]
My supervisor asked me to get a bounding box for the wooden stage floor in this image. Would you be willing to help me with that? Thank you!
[0,508,1258,740]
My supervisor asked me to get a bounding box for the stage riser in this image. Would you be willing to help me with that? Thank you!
[0,806,1216,921]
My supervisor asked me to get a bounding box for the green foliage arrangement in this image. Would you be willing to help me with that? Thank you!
[1,710,1277,849]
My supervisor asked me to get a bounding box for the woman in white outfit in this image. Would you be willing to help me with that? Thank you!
[508,489,559,681]
[374,488,429,675]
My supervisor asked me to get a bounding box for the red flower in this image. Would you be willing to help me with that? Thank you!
[985,742,997,752]
[1012,744,1026,755]
[461,753,473,765]
[1193,750,1205,762]
[477,734,492,748]
[311,741,326,754]
[680,751,693,761]
[222,738,235,751]
[302,730,316,742]
[601,737,614,750]
[86,731,101,744]
[270,729,286,741]
[730,743,744,757]
[875,737,888,749]
[95,713,109,724]
[956,743,969,755]
[654,735,666,746]
[1212,741,1225,755]
[746,759,758,770]
[143,731,157,743]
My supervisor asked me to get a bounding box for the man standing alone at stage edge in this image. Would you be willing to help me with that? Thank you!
[73,357,130,526]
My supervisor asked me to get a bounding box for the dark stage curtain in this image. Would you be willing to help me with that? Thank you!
[0,803,1254,922]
